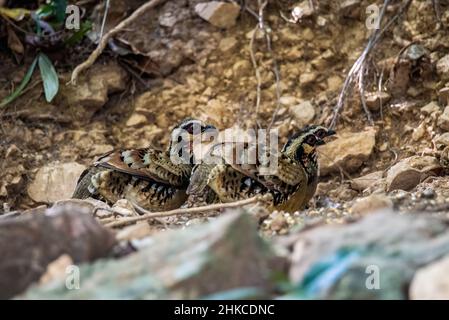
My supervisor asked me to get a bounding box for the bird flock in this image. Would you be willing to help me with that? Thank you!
[73,118,335,213]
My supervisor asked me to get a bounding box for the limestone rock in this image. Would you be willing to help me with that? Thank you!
[158,11,179,28]
[287,212,449,299]
[437,106,449,131]
[232,60,251,78]
[280,96,299,106]
[350,194,393,215]
[112,199,138,217]
[126,113,148,127]
[61,62,127,112]
[116,222,155,242]
[0,204,115,299]
[434,132,449,149]
[16,63,127,124]
[290,100,315,127]
[365,91,391,112]
[386,156,442,192]
[195,1,241,29]
[319,128,376,176]
[438,87,449,106]
[88,144,114,157]
[436,54,449,81]
[299,72,317,86]
[291,1,315,21]
[27,162,86,203]
[421,101,441,115]
[327,75,343,92]
[338,0,362,18]
[22,211,285,299]
[350,171,383,192]
[219,36,238,52]
[410,255,449,300]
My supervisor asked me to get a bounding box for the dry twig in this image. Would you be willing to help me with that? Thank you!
[246,1,282,131]
[99,0,111,41]
[249,25,263,128]
[104,195,269,228]
[70,0,167,85]
[330,0,412,129]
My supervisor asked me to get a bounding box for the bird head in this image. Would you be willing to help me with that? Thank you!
[169,118,217,164]
[282,125,336,162]
[304,125,336,144]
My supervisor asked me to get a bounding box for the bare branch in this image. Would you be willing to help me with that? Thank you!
[246,1,281,131]
[70,0,167,85]
[104,195,269,228]
[330,0,412,129]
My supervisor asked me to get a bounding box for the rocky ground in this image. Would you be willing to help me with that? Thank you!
[2,0,449,299]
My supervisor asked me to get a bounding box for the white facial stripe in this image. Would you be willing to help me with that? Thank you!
[182,120,203,129]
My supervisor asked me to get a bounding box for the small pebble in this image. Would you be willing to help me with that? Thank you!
[421,188,436,199]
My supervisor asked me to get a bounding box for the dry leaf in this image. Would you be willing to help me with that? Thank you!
[0,7,30,21]
[7,25,24,54]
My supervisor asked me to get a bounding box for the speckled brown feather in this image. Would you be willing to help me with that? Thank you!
[85,147,192,210]
[188,141,309,210]
[187,126,335,212]
[73,118,216,211]
[94,148,191,187]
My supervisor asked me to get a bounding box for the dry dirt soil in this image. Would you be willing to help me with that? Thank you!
[2,0,449,235]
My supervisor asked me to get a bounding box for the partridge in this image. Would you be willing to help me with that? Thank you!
[293,125,336,208]
[72,118,216,211]
[187,125,335,212]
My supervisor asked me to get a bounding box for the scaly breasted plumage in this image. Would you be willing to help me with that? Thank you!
[187,125,335,212]
[72,119,215,211]
[290,125,336,208]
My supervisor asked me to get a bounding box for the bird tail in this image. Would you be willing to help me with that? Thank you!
[72,167,103,199]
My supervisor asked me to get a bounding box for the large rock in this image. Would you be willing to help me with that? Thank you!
[58,62,128,123]
[195,1,241,29]
[436,54,449,81]
[27,162,86,203]
[437,106,449,131]
[290,100,316,127]
[21,211,285,299]
[438,87,449,106]
[364,92,391,112]
[0,204,115,299]
[386,156,442,192]
[218,36,238,52]
[350,194,393,215]
[62,63,127,108]
[421,101,441,115]
[319,128,376,176]
[350,171,384,192]
[337,0,362,18]
[410,255,449,299]
[285,211,449,299]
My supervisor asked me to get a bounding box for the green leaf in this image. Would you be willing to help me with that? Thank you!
[0,57,38,108]
[0,7,30,21]
[35,4,54,20]
[38,53,59,102]
[64,21,92,46]
[53,0,67,23]
[35,0,67,22]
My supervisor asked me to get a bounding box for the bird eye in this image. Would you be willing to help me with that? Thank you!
[177,136,183,143]
[306,135,316,144]
[184,124,194,134]
[315,129,326,139]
